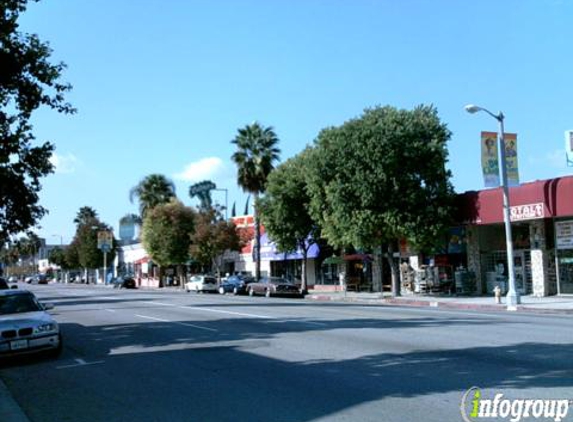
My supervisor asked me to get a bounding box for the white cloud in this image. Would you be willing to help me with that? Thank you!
[50,153,78,174]
[173,157,227,182]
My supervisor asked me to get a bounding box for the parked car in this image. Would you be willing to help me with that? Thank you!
[0,290,62,358]
[218,274,255,295]
[0,278,18,290]
[246,277,302,298]
[34,274,48,285]
[111,276,137,289]
[185,275,218,293]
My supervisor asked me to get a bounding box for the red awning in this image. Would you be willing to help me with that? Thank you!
[457,176,573,225]
[134,256,150,265]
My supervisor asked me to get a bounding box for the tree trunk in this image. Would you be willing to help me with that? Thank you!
[253,194,261,281]
[387,242,401,297]
[301,244,309,295]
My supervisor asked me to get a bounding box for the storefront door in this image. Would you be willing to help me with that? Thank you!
[558,250,573,294]
[513,251,527,294]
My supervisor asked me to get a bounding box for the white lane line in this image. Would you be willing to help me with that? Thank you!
[57,358,105,369]
[182,306,273,319]
[143,301,177,307]
[104,309,116,313]
[176,322,218,332]
[275,319,327,326]
[135,314,170,322]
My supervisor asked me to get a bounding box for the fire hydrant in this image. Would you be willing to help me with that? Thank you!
[493,285,502,304]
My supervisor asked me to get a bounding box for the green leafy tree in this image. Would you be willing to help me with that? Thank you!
[73,206,98,227]
[259,149,318,293]
[68,207,116,280]
[307,105,455,296]
[190,208,242,279]
[231,122,280,280]
[141,199,195,287]
[0,0,75,240]
[48,246,68,269]
[130,174,176,219]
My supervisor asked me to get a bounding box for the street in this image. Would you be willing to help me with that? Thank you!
[1,284,572,422]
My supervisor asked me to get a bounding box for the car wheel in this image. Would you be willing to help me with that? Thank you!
[232,287,239,295]
[219,287,225,295]
[48,334,63,359]
[265,289,272,298]
[248,288,255,297]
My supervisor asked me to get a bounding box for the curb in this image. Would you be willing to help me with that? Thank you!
[305,294,573,315]
[0,377,30,422]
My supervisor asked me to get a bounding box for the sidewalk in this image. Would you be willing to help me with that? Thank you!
[306,291,573,314]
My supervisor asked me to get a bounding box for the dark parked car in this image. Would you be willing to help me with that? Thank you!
[111,276,137,289]
[218,274,255,295]
[0,278,18,290]
[247,277,302,298]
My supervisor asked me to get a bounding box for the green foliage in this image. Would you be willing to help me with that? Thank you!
[307,105,455,252]
[259,149,318,253]
[231,121,280,280]
[190,208,242,271]
[130,173,176,219]
[0,0,75,240]
[142,200,195,267]
[68,207,115,269]
[231,122,280,195]
[48,246,68,269]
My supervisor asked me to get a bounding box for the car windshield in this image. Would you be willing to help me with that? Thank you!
[0,294,42,315]
[268,278,292,285]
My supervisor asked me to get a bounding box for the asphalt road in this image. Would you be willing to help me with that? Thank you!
[1,283,572,422]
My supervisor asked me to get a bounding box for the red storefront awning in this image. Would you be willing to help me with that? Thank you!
[134,256,150,265]
[457,176,573,225]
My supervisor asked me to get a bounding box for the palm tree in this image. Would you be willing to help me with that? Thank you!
[231,122,280,280]
[129,174,176,219]
[74,206,98,227]
[189,180,215,211]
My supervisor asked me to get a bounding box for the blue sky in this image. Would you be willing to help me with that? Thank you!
[19,0,573,244]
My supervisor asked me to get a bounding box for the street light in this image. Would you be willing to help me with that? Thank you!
[465,104,521,310]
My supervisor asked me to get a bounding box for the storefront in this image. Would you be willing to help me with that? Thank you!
[458,176,573,297]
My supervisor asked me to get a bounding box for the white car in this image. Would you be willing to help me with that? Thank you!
[0,290,62,358]
[185,275,218,293]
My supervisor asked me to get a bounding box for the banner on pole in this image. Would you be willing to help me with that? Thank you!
[481,131,499,188]
[566,130,573,167]
[504,133,519,186]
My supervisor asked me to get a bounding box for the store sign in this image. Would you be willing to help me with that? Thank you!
[556,220,573,249]
[509,203,544,222]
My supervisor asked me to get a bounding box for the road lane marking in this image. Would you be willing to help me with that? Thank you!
[135,315,169,322]
[176,322,218,332]
[143,301,177,307]
[182,306,273,319]
[104,309,116,313]
[136,314,217,332]
[57,358,105,369]
[275,319,327,326]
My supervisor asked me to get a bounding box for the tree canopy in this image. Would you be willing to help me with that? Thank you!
[259,149,318,292]
[0,0,75,240]
[141,199,195,268]
[306,105,455,295]
[130,173,176,219]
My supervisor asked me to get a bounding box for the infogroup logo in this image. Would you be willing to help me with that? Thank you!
[460,387,571,422]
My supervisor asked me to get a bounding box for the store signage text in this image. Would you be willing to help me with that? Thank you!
[556,220,573,250]
[510,203,544,222]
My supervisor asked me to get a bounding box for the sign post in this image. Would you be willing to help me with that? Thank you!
[97,231,113,284]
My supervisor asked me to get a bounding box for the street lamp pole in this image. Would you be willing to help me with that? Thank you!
[465,104,521,310]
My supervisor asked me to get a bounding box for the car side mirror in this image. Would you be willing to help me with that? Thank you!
[42,303,55,310]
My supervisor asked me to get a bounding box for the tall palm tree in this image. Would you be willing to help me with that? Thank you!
[129,174,176,219]
[73,206,98,227]
[231,122,280,280]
